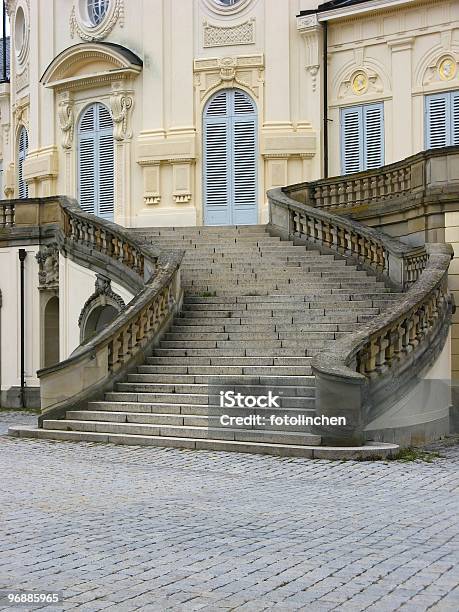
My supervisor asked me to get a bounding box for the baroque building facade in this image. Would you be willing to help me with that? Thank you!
[0,0,456,229]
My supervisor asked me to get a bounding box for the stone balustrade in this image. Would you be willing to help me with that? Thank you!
[37,198,183,424]
[0,201,15,227]
[0,196,184,423]
[268,186,453,446]
[286,145,459,213]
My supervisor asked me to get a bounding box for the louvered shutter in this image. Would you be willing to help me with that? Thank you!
[77,103,114,221]
[341,107,362,174]
[204,91,231,225]
[425,93,449,149]
[18,127,28,199]
[78,106,96,214]
[451,91,459,146]
[341,103,384,174]
[232,91,257,225]
[203,89,257,226]
[96,105,114,220]
[363,103,384,170]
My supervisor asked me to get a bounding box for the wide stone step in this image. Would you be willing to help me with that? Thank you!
[153,347,313,357]
[116,381,315,396]
[106,392,316,408]
[128,373,315,386]
[42,419,322,446]
[146,355,312,366]
[8,426,399,460]
[66,410,319,433]
[138,364,313,375]
[88,401,317,417]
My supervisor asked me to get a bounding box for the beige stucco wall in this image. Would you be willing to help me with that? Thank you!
[2,0,323,227]
[326,0,459,176]
[0,245,41,392]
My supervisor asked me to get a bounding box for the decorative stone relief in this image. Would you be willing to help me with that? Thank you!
[109,83,133,141]
[307,65,320,92]
[423,54,459,86]
[203,19,255,48]
[13,97,30,132]
[36,244,59,291]
[297,14,321,92]
[439,57,457,81]
[58,92,74,149]
[194,54,264,101]
[172,161,193,204]
[143,163,161,206]
[351,71,369,95]
[78,274,125,328]
[70,0,124,42]
[338,68,382,99]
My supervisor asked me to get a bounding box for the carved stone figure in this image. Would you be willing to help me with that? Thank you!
[36,244,59,290]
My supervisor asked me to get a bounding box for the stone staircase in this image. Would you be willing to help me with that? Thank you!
[11,226,401,458]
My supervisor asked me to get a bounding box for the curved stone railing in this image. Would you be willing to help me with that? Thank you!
[0,196,184,425]
[268,187,453,446]
[285,145,459,214]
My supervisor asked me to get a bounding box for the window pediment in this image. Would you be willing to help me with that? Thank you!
[41,42,142,91]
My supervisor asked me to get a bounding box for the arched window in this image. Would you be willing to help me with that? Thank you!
[18,126,28,199]
[203,89,257,226]
[77,102,114,221]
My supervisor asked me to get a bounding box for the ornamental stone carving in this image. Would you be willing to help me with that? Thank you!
[70,0,124,42]
[422,54,459,87]
[194,54,264,101]
[78,274,125,328]
[109,84,133,141]
[338,68,382,99]
[58,92,74,149]
[36,244,59,290]
[203,19,255,48]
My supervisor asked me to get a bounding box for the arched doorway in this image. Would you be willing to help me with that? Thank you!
[82,304,118,343]
[203,89,257,226]
[44,296,59,367]
[18,126,29,199]
[77,102,114,221]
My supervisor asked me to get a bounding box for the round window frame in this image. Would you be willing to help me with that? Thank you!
[74,0,120,40]
[14,3,29,66]
[202,0,252,16]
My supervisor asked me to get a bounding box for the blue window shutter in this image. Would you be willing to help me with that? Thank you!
[78,103,114,221]
[363,103,384,170]
[232,91,257,224]
[452,91,459,146]
[341,106,363,174]
[203,89,258,226]
[96,104,114,221]
[425,92,449,148]
[18,127,28,199]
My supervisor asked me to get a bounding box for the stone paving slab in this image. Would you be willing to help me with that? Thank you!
[0,412,458,611]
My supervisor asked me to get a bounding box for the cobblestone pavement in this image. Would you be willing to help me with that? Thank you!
[0,412,458,612]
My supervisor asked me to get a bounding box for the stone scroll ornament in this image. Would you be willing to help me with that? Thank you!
[36,244,59,290]
[110,92,133,141]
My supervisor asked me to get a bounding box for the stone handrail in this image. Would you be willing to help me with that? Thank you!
[285,145,459,213]
[0,196,184,424]
[268,187,453,446]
